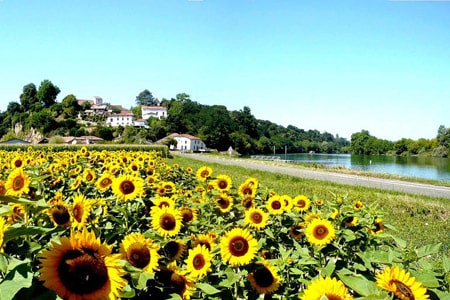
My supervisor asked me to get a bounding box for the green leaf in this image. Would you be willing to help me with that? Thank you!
[0,262,33,300]
[337,272,380,297]
[443,255,450,273]
[321,260,335,277]
[119,284,136,298]
[196,283,221,295]
[136,271,154,290]
[3,225,63,244]
[409,270,440,288]
[416,243,441,258]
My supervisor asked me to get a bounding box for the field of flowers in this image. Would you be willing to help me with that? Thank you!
[0,146,448,300]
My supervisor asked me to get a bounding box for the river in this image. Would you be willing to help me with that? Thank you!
[260,153,450,181]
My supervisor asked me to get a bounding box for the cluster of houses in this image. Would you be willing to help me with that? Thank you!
[1,96,207,152]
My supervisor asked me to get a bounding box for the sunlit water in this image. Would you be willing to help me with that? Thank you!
[259,153,450,181]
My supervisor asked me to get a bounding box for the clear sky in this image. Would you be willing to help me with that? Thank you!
[1,0,449,141]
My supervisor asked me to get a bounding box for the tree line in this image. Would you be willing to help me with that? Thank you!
[1,81,448,157]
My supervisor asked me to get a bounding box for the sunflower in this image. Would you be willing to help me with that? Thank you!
[196,166,213,182]
[0,180,6,196]
[95,172,114,192]
[162,240,187,261]
[191,233,217,252]
[370,218,385,234]
[304,212,320,224]
[305,218,336,247]
[70,175,83,191]
[300,276,353,300]
[216,193,234,213]
[5,167,31,197]
[280,194,294,212]
[293,195,311,213]
[0,218,10,253]
[238,181,257,198]
[151,206,183,237]
[71,194,92,230]
[266,195,284,215]
[343,216,359,228]
[48,200,71,227]
[180,206,198,223]
[184,244,213,279]
[11,155,26,169]
[314,199,324,207]
[289,222,306,240]
[83,168,97,184]
[244,207,269,230]
[220,227,258,267]
[376,266,429,300]
[112,174,144,201]
[353,200,363,211]
[120,233,160,273]
[241,195,255,209]
[248,262,281,295]
[156,264,196,300]
[213,174,232,192]
[152,196,176,210]
[39,228,127,300]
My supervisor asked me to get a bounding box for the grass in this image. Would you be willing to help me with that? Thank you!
[168,155,450,256]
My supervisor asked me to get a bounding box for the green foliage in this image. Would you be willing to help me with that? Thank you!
[135,89,157,106]
[36,80,60,108]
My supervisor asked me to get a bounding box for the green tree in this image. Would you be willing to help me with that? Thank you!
[135,89,156,106]
[29,109,56,134]
[62,94,81,118]
[37,80,60,108]
[350,130,371,155]
[99,126,115,141]
[437,125,450,148]
[19,83,38,111]
[131,105,142,119]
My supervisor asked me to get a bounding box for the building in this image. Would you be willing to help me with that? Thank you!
[61,136,104,145]
[107,111,135,127]
[141,106,167,120]
[159,133,207,152]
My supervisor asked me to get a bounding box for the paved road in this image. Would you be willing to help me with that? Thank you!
[177,153,450,199]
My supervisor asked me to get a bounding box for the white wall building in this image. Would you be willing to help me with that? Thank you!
[165,133,207,152]
[141,106,167,120]
[107,111,135,127]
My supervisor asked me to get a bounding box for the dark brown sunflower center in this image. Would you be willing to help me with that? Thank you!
[120,180,135,195]
[313,225,328,239]
[170,273,187,295]
[250,212,262,224]
[324,294,342,300]
[52,205,70,225]
[392,280,414,299]
[253,267,274,288]
[193,254,206,270]
[217,180,228,189]
[229,236,249,256]
[58,249,108,294]
[164,241,182,258]
[100,178,112,188]
[181,209,194,223]
[161,214,176,230]
[200,170,209,178]
[86,174,93,182]
[13,176,25,191]
[242,197,253,209]
[242,187,253,195]
[128,243,151,268]
[271,201,281,210]
[297,200,306,208]
[217,198,230,209]
[132,165,138,171]
[14,160,23,168]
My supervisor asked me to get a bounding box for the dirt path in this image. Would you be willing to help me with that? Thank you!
[176,153,450,199]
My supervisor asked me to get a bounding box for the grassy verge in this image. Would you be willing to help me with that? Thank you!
[168,155,450,256]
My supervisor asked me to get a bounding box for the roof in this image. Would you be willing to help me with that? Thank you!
[142,106,167,110]
[0,138,31,144]
[110,111,134,117]
[167,133,202,140]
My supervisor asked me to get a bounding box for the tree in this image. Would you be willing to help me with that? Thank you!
[131,105,142,119]
[29,109,56,134]
[437,125,450,149]
[135,89,156,106]
[62,94,81,118]
[20,83,38,111]
[350,130,371,155]
[37,80,60,108]
[99,127,114,141]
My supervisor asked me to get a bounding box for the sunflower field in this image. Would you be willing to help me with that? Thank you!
[0,146,449,300]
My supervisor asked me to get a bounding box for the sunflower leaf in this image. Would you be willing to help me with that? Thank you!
[336,271,380,297]
[196,282,221,295]
[0,261,33,300]
[3,225,62,244]
[416,243,441,259]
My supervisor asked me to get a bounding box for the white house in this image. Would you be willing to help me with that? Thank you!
[141,106,167,120]
[161,133,207,152]
[107,111,135,127]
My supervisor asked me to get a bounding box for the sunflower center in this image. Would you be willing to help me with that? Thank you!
[100,178,112,188]
[86,174,93,182]
[242,187,252,195]
[250,212,262,224]
[200,170,209,178]
[13,177,25,191]
[14,160,23,168]
[298,200,306,208]
[161,214,176,230]
[58,249,108,294]
[52,205,70,225]
[392,280,414,299]
[181,209,194,223]
[193,254,206,270]
[218,180,228,189]
[128,243,151,269]
[217,198,230,209]
[271,201,281,210]
[170,273,187,294]
[120,180,135,195]
[242,197,253,208]
[323,294,342,300]
[253,267,274,288]
[313,225,329,240]
[229,237,249,256]
[73,205,83,222]
[164,241,182,258]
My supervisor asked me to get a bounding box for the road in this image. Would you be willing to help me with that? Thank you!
[176,153,450,199]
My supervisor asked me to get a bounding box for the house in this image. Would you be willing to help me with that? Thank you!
[133,119,150,129]
[0,138,30,144]
[106,111,135,127]
[61,136,104,145]
[141,105,167,120]
[158,133,207,152]
[77,96,111,116]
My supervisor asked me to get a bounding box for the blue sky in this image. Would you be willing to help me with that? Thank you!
[1,0,449,141]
